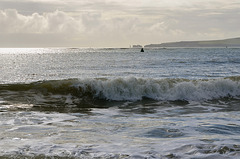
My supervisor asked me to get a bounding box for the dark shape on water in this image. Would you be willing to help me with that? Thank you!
[140,48,144,52]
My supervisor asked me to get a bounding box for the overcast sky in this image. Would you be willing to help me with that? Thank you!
[0,0,240,47]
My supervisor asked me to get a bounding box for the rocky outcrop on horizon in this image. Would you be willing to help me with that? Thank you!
[132,45,143,48]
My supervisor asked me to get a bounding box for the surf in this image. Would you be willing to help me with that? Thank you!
[1,77,239,102]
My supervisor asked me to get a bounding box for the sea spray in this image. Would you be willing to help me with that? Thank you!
[75,77,240,101]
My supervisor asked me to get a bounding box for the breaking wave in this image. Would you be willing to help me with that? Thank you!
[1,76,239,102]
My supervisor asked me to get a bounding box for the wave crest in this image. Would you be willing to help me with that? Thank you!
[76,77,240,101]
[1,77,239,102]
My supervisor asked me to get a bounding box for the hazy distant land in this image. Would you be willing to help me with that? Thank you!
[132,45,143,48]
[144,37,240,48]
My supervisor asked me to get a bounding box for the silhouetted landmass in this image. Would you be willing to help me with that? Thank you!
[144,37,240,48]
[132,45,143,48]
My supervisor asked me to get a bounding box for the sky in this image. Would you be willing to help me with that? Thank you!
[0,0,240,47]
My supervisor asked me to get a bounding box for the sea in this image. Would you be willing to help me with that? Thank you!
[0,47,240,159]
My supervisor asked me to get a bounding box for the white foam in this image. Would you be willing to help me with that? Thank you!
[75,77,240,101]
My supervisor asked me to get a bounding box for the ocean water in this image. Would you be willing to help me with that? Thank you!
[0,48,240,158]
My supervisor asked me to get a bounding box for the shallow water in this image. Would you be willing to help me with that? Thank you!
[0,48,240,158]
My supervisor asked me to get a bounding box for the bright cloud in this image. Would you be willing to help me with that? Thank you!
[0,9,83,34]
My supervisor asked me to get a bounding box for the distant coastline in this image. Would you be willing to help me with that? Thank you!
[144,37,240,48]
[131,45,143,48]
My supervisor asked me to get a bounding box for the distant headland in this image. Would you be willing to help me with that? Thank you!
[131,45,143,48]
[144,37,240,48]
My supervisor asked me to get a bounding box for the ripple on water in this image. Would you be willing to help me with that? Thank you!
[144,128,184,138]
[197,124,240,135]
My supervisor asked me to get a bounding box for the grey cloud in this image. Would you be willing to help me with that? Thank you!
[0,0,240,47]
[0,0,63,15]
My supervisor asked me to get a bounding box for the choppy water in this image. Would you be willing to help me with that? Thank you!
[0,48,240,158]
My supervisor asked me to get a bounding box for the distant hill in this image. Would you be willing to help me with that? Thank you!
[132,45,143,48]
[144,37,240,48]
